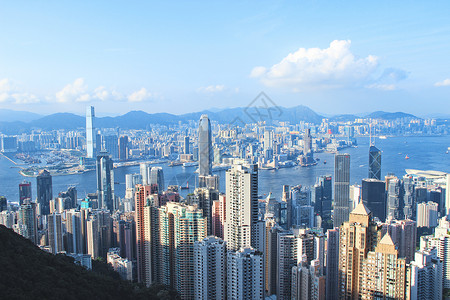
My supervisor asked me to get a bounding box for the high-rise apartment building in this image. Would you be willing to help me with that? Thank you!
[135,184,153,284]
[227,248,264,300]
[96,151,115,211]
[48,213,63,254]
[18,200,38,244]
[291,258,326,300]
[86,106,96,158]
[368,145,381,180]
[385,219,417,264]
[417,201,439,228]
[225,163,260,252]
[333,153,350,227]
[65,209,83,254]
[403,175,415,219]
[36,169,52,215]
[338,203,407,299]
[193,237,226,300]
[407,248,443,300]
[198,115,212,177]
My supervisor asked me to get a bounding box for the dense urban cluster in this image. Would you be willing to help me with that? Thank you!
[0,105,450,300]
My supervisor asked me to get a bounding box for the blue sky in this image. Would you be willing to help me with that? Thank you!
[0,1,450,116]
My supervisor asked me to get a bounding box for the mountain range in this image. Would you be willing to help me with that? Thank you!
[0,106,422,134]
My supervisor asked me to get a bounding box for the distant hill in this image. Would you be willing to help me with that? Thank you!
[365,111,419,120]
[0,106,423,134]
[0,225,179,300]
[0,109,42,122]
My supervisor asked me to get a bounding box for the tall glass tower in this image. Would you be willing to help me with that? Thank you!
[86,106,96,158]
[36,169,52,215]
[333,153,350,227]
[198,115,212,176]
[368,145,381,180]
[96,151,115,211]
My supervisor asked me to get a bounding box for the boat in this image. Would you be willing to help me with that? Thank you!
[379,136,387,139]
[182,162,198,167]
[323,160,327,164]
[180,181,190,190]
[405,155,410,160]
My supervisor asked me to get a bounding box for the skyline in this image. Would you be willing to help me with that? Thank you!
[1,1,450,116]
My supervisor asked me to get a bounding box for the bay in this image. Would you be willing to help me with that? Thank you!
[1,136,449,203]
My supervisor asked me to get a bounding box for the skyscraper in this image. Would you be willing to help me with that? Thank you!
[140,163,149,185]
[19,181,32,205]
[227,248,264,300]
[48,213,63,254]
[407,249,443,300]
[18,200,38,244]
[118,135,128,161]
[338,203,407,299]
[325,228,339,300]
[333,153,350,227]
[193,237,227,300]
[135,184,153,284]
[368,145,381,180]
[361,178,386,221]
[149,167,164,194]
[36,169,52,215]
[386,176,403,220]
[96,151,115,211]
[225,163,259,251]
[86,106,96,158]
[183,136,190,154]
[198,114,212,176]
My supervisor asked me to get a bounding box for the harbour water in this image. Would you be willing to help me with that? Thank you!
[1,136,449,203]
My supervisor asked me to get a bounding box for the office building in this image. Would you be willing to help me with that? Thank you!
[183,136,190,154]
[86,106,96,158]
[101,134,119,159]
[368,145,381,180]
[325,228,339,300]
[361,178,386,221]
[19,181,32,205]
[386,177,403,220]
[225,163,260,251]
[198,114,212,176]
[140,163,149,185]
[36,169,52,215]
[96,151,115,211]
[227,248,264,300]
[333,153,350,227]
[193,237,226,300]
[149,167,164,194]
[118,135,128,161]
[403,175,415,219]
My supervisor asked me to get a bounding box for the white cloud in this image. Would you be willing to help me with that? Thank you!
[128,88,152,102]
[197,85,226,93]
[435,79,450,87]
[366,84,396,91]
[251,40,379,89]
[55,78,91,103]
[0,78,40,104]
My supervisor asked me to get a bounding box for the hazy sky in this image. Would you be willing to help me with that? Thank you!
[1,1,450,116]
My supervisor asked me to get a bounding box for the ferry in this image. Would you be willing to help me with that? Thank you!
[405,155,410,160]
[379,136,387,139]
[182,162,198,167]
